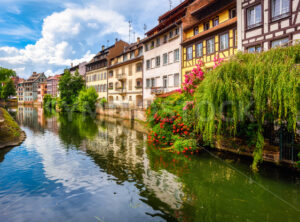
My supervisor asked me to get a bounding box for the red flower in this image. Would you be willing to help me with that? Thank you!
[184,131,188,135]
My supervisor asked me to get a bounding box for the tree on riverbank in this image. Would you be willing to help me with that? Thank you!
[147,44,300,171]
[0,67,16,101]
[58,69,85,111]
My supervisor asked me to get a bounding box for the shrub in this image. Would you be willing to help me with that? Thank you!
[76,87,99,113]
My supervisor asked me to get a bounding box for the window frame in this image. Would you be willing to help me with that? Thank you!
[195,42,203,58]
[271,0,291,22]
[246,4,262,30]
[206,38,215,55]
[219,32,229,51]
[186,46,193,61]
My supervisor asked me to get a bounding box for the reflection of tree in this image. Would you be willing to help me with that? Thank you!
[58,113,98,148]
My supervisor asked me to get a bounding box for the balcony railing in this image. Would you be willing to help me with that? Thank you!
[117,73,126,80]
[116,87,127,94]
[151,87,165,95]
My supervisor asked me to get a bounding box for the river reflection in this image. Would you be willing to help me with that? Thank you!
[0,106,299,222]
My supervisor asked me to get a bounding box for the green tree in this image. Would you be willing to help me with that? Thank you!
[1,79,16,101]
[76,87,99,113]
[58,69,84,111]
[0,67,16,82]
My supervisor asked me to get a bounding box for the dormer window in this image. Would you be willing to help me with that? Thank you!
[204,22,210,31]
[193,26,199,35]
[230,8,236,19]
[213,17,219,27]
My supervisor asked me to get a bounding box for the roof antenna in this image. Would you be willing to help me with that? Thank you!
[143,24,147,37]
[128,19,132,44]
[169,0,173,10]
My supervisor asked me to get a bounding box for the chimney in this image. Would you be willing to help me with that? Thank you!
[33,72,37,75]
[102,45,105,50]
[137,37,140,44]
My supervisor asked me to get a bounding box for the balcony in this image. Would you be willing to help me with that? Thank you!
[116,87,127,94]
[151,87,165,95]
[117,73,126,80]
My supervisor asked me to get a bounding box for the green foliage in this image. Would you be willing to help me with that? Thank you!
[1,79,16,101]
[43,94,57,109]
[194,44,300,170]
[0,108,21,143]
[76,87,99,113]
[100,97,108,108]
[0,67,16,82]
[58,69,85,111]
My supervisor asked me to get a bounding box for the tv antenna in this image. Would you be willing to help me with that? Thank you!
[169,0,173,10]
[128,20,132,44]
[143,24,147,37]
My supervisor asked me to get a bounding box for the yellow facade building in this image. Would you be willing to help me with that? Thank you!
[107,39,144,108]
[181,0,237,77]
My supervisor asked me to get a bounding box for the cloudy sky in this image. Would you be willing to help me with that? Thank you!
[0,0,182,78]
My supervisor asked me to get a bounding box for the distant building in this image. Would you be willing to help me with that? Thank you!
[107,38,144,108]
[47,75,61,98]
[70,62,87,78]
[37,82,47,104]
[18,72,47,103]
[85,39,129,100]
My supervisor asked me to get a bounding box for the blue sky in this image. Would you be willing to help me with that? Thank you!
[0,0,182,78]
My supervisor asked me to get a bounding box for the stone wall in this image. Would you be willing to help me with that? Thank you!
[96,106,147,122]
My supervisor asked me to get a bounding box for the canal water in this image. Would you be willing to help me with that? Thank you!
[0,106,299,222]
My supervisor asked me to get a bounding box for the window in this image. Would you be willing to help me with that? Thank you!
[187,46,193,60]
[136,63,142,72]
[163,76,168,88]
[247,4,262,29]
[220,33,229,50]
[109,71,113,78]
[138,48,143,56]
[151,41,155,49]
[123,54,128,61]
[207,38,215,54]
[163,53,168,65]
[194,27,199,35]
[271,37,289,48]
[129,96,132,101]
[145,44,149,51]
[164,35,168,43]
[230,8,236,19]
[104,72,107,79]
[174,49,180,62]
[146,79,150,88]
[213,17,219,27]
[272,0,290,20]
[204,22,210,31]
[156,56,161,67]
[151,78,155,87]
[196,42,203,57]
[156,38,160,46]
[175,28,179,35]
[109,82,113,89]
[169,30,173,38]
[130,51,135,59]
[247,45,262,53]
[146,60,151,69]
[174,73,179,87]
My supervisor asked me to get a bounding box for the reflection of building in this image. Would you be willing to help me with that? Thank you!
[107,38,144,108]
[143,1,190,107]
[86,40,129,100]
[84,118,184,209]
[237,0,300,52]
[182,0,237,77]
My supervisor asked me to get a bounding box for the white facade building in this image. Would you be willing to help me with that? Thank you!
[143,25,182,107]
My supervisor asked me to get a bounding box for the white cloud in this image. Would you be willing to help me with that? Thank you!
[0,4,131,78]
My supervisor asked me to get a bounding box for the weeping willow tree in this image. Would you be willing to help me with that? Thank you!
[194,44,300,171]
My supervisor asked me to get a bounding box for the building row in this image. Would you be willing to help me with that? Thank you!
[17,0,300,108]
[85,0,300,108]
